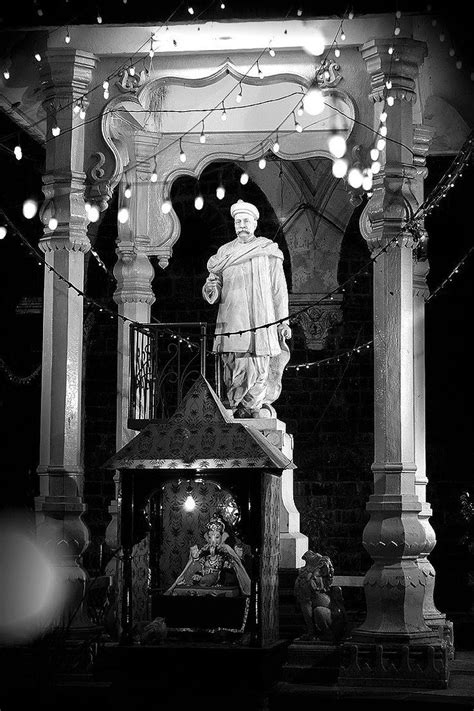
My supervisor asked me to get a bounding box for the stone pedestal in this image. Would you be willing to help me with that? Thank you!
[234,416,308,569]
[281,640,340,684]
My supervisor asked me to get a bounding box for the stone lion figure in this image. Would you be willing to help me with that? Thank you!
[294,550,346,643]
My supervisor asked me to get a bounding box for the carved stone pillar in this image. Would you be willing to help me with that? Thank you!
[412,125,454,656]
[339,39,448,688]
[104,152,155,566]
[35,49,97,630]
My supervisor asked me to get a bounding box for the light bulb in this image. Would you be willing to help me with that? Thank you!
[103,90,109,100]
[88,205,100,223]
[216,185,225,200]
[194,195,204,210]
[97,14,103,24]
[376,138,386,151]
[14,145,22,160]
[297,104,304,117]
[272,140,280,153]
[161,200,172,214]
[200,131,206,144]
[347,168,363,189]
[328,134,346,158]
[394,26,400,36]
[180,149,186,163]
[269,48,275,57]
[149,48,155,58]
[370,148,380,161]
[188,6,194,15]
[340,31,346,41]
[387,95,395,106]
[22,199,38,219]
[258,157,266,169]
[52,125,60,136]
[3,69,10,80]
[240,172,249,185]
[79,107,86,119]
[48,217,58,231]
[34,53,41,62]
[385,79,392,89]
[303,85,325,115]
[362,173,373,191]
[220,2,225,7]
[183,494,196,512]
[332,158,348,178]
[379,125,388,137]
[0,226,6,239]
[388,46,394,55]
[150,172,158,183]
[65,32,71,44]
[371,161,381,174]
[380,111,387,122]
[295,121,303,133]
[335,48,341,58]
[124,185,132,199]
[129,66,135,77]
[103,80,109,90]
[118,207,129,224]
[302,29,325,56]
[73,104,80,115]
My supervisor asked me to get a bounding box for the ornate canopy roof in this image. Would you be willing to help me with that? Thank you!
[103,375,295,470]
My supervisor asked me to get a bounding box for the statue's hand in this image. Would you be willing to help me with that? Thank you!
[202,273,221,304]
[278,323,292,340]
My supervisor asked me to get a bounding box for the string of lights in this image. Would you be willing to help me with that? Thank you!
[0,357,41,385]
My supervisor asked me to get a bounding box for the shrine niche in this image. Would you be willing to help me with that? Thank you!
[103,374,294,647]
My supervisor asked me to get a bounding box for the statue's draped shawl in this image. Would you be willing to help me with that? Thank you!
[205,237,289,356]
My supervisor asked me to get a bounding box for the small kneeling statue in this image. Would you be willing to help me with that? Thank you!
[294,550,346,643]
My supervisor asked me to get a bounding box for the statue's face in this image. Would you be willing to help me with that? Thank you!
[234,213,257,242]
[207,529,222,547]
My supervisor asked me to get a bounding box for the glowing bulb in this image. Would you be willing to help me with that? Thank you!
[258,157,266,169]
[149,48,155,58]
[194,195,204,210]
[51,125,60,136]
[295,121,303,133]
[161,200,172,214]
[180,148,186,163]
[97,14,103,24]
[48,217,58,231]
[380,111,387,122]
[272,139,280,153]
[303,85,325,115]
[362,173,373,191]
[129,66,135,77]
[79,107,86,119]
[150,171,158,183]
[216,185,225,200]
[340,31,346,41]
[200,131,206,144]
[183,494,196,512]
[88,205,100,223]
[332,158,348,178]
[188,6,194,15]
[379,125,388,138]
[103,90,109,100]
[335,47,341,58]
[394,26,400,36]
[65,31,71,44]
[297,7,303,15]
[387,95,395,106]
[124,184,132,199]
[118,207,129,224]
[22,199,38,219]
[297,104,304,117]
[103,80,109,90]
[347,168,363,189]
[370,148,380,161]
[301,28,325,56]
[240,172,249,185]
[328,134,346,158]
[0,226,6,239]
[385,79,392,89]
[35,53,41,62]
[388,46,394,55]
[220,2,225,7]
[269,48,276,57]
[73,104,80,115]
[14,145,22,160]
[376,138,386,151]
[371,160,381,174]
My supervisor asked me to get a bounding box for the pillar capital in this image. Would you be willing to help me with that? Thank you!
[40,49,98,106]
[360,38,427,103]
[113,241,156,306]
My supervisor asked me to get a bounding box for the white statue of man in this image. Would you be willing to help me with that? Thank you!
[202,199,291,418]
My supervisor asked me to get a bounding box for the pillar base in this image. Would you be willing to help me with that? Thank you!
[426,618,454,660]
[338,639,449,689]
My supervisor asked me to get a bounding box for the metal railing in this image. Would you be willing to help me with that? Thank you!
[128,322,222,429]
